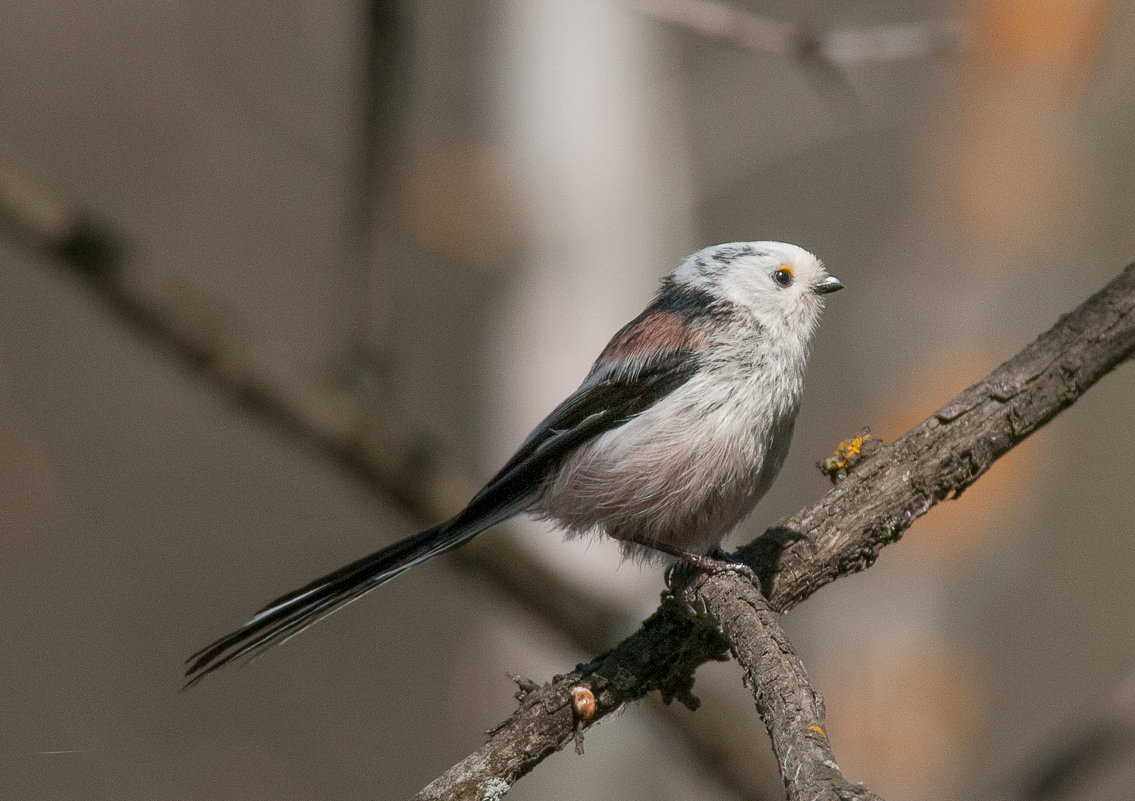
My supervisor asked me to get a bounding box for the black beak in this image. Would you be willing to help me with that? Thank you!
[815,275,844,295]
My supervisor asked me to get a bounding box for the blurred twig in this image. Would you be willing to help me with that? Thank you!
[0,146,629,647]
[630,0,966,64]
[414,263,1135,799]
[342,0,407,356]
[1011,673,1135,801]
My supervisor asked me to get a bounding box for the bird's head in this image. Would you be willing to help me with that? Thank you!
[673,241,842,340]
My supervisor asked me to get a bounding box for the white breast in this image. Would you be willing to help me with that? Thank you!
[537,332,806,557]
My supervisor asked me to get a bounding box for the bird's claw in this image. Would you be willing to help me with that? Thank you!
[706,556,762,590]
[664,552,762,627]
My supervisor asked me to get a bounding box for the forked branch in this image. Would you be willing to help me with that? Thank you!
[415,263,1135,800]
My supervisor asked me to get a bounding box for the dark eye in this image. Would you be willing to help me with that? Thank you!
[772,266,794,287]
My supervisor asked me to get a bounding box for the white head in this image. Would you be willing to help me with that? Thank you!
[672,241,842,340]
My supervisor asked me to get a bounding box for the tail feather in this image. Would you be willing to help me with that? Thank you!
[184,506,514,686]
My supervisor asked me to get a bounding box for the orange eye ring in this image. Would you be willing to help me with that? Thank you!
[773,266,794,287]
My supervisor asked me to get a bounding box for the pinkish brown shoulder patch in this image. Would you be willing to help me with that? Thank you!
[601,312,702,361]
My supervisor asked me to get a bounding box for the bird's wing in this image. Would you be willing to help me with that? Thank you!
[460,344,699,524]
[185,345,699,685]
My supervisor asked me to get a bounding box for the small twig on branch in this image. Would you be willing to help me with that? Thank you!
[687,571,883,801]
[415,263,1135,799]
[630,0,965,64]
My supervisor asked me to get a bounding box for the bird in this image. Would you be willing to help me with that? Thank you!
[186,241,843,684]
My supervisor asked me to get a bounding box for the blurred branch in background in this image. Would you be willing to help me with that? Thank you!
[630,0,966,64]
[342,0,407,358]
[0,145,629,648]
[1011,672,1135,801]
[417,262,1135,799]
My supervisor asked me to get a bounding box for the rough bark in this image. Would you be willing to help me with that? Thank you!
[693,571,883,801]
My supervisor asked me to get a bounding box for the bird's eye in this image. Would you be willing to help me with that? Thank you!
[773,266,794,287]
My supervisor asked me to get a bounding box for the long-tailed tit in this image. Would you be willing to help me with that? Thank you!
[186,241,842,683]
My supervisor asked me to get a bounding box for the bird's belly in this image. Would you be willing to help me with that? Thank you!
[538,386,790,556]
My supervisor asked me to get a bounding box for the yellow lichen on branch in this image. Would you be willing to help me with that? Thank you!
[820,430,876,483]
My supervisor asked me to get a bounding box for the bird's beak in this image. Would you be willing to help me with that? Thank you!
[814,275,844,295]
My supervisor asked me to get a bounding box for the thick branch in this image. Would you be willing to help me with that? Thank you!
[415,263,1135,799]
[692,572,883,801]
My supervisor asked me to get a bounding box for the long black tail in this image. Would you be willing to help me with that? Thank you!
[185,502,522,686]
[184,352,655,685]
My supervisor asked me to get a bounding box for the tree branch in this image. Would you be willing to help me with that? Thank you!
[414,262,1135,799]
[690,572,883,801]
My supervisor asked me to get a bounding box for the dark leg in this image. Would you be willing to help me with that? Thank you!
[616,531,762,591]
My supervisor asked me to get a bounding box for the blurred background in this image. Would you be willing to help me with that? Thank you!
[2,1,1134,799]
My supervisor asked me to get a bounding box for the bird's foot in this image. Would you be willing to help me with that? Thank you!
[684,549,762,591]
[620,531,761,590]
[662,564,714,626]
[663,550,762,627]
